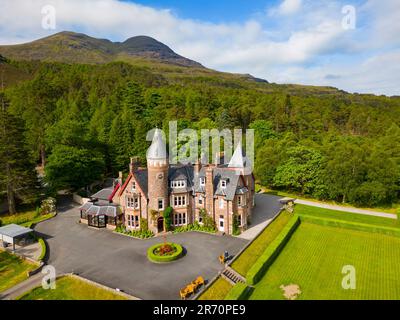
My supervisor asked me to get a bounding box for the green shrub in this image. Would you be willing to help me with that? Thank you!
[147,243,184,263]
[37,238,47,261]
[115,225,154,239]
[172,221,216,234]
[200,209,216,231]
[224,283,252,300]
[164,207,173,231]
[140,218,149,232]
[40,198,57,216]
[246,215,300,285]
[232,215,241,236]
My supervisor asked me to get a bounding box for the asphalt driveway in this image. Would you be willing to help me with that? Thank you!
[238,193,282,240]
[34,194,281,300]
[35,198,247,300]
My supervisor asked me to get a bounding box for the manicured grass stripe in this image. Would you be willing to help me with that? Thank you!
[246,215,300,285]
[295,204,400,228]
[231,210,292,276]
[300,214,400,238]
[224,283,252,300]
[249,223,400,300]
[198,277,232,300]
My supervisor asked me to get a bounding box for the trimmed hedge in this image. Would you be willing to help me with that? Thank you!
[299,215,400,238]
[147,243,184,263]
[173,221,216,234]
[246,215,300,285]
[224,283,252,300]
[115,226,154,239]
[37,238,47,262]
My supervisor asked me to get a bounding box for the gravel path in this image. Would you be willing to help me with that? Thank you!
[295,199,398,220]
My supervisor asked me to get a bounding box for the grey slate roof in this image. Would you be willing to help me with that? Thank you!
[0,224,33,238]
[169,164,194,193]
[91,188,114,201]
[80,203,120,217]
[120,162,249,201]
[134,169,148,197]
[193,166,246,201]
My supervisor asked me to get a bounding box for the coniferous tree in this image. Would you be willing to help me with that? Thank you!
[0,93,38,214]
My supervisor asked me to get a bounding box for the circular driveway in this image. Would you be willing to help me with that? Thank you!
[35,194,281,300]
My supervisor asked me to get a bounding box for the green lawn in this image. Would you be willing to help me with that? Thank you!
[18,275,128,300]
[0,250,36,293]
[261,187,400,215]
[249,222,400,300]
[0,209,55,228]
[295,204,400,228]
[198,278,232,300]
[231,210,292,276]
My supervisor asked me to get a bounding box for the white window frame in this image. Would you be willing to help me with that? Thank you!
[237,214,242,227]
[173,195,187,208]
[221,180,227,189]
[127,196,139,209]
[219,215,225,232]
[158,198,164,211]
[200,177,206,186]
[173,213,187,226]
[171,180,186,188]
[131,181,136,191]
[127,215,140,228]
[198,195,203,205]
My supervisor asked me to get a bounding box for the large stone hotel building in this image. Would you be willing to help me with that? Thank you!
[80,129,255,235]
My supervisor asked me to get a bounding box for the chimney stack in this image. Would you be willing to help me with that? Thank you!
[205,166,214,218]
[194,158,202,177]
[129,157,140,174]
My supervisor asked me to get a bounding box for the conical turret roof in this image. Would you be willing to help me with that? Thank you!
[228,142,249,168]
[147,128,167,160]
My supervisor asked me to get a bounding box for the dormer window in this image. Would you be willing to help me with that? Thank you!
[200,177,206,186]
[221,180,227,189]
[171,180,186,188]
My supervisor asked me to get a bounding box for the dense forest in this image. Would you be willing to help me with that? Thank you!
[1,56,400,212]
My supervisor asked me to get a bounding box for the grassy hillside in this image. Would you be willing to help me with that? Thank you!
[0,31,202,68]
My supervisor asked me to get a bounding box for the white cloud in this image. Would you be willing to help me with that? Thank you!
[270,0,303,16]
[0,0,398,96]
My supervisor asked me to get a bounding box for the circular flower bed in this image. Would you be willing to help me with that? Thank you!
[147,242,184,263]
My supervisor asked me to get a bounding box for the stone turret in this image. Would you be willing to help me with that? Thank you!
[147,129,169,213]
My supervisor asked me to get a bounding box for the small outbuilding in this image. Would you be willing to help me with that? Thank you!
[79,202,122,229]
[0,224,34,251]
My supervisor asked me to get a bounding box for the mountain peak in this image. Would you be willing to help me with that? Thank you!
[0,31,203,68]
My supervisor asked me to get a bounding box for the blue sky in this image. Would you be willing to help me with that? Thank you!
[0,0,399,96]
[125,0,276,23]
